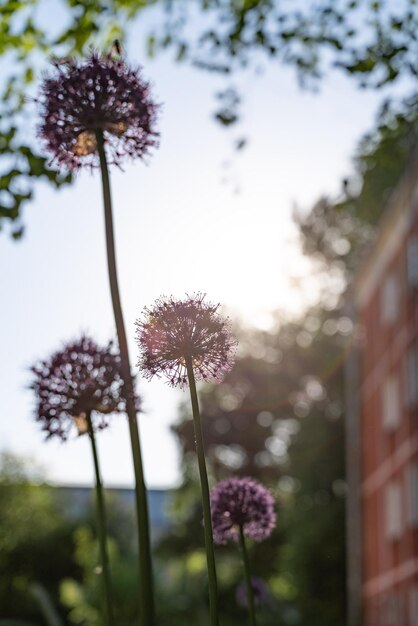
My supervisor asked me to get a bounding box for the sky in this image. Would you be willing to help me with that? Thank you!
[0,3,395,488]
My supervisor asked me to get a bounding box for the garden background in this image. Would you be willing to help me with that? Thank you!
[1,1,417,624]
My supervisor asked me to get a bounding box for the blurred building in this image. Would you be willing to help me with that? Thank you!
[347,164,418,626]
[53,485,171,542]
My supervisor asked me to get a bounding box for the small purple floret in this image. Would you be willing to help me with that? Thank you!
[210,477,276,544]
[30,335,139,440]
[135,293,237,388]
[236,577,269,609]
[38,51,159,171]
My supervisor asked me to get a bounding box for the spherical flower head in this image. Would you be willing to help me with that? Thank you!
[30,336,139,441]
[38,51,159,171]
[236,577,269,609]
[135,293,237,388]
[210,477,276,544]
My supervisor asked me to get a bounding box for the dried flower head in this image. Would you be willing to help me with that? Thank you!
[30,336,139,440]
[38,51,159,171]
[135,293,237,388]
[236,577,269,609]
[210,477,276,544]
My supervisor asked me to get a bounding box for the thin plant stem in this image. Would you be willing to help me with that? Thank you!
[185,356,219,626]
[29,582,65,626]
[87,413,115,626]
[95,129,154,626]
[239,525,257,626]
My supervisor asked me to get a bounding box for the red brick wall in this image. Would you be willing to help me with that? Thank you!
[359,216,418,626]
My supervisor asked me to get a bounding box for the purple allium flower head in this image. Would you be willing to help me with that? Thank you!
[236,577,269,609]
[30,336,139,440]
[135,293,237,389]
[210,477,276,544]
[38,51,159,171]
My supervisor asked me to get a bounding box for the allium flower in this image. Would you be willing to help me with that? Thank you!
[236,577,269,609]
[210,477,276,544]
[30,336,139,440]
[38,51,159,170]
[135,293,237,388]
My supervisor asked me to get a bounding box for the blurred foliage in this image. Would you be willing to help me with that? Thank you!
[296,92,418,282]
[0,453,142,626]
[280,407,346,626]
[3,0,418,235]
[150,0,418,88]
[160,305,349,625]
[59,526,140,626]
[0,453,79,623]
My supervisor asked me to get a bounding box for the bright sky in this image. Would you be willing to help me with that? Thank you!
[0,5,391,488]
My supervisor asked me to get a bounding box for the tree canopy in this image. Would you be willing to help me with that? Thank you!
[295,92,418,287]
[2,0,418,236]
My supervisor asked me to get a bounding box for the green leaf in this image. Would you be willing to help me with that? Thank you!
[214,111,238,126]
[11,225,24,240]
[176,43,187,62]
[147,34,156,58]
[24,67,34,83]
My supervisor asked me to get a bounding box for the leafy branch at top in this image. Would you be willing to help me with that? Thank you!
[3,0,418,237]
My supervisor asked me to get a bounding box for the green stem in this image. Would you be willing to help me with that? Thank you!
[29,582,65,626]
[239,526,257,626]
[96,130,154,626]
[185,357,219,626]
[87,413,115,626]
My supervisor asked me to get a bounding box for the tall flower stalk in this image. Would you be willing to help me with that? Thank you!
[135,293,237,626]
[86,410,114,626]
[185,357,219,626]
[38,51,159,626]
[238,525,256,626]
[210,477,276,626]
[30,336,132,626]
[96,128,154,626]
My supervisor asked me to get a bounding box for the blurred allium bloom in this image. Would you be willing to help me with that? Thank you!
[236,577,269,609]
[31,336,139,440]
[211,477,276,544]
[135,293,237,388]
[38,51,158,170]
